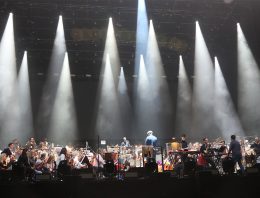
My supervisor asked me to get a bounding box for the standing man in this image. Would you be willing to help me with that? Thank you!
[228,135,245,175]
[121,137,130,147]
[180,134,188,149]
[145,131,157,147]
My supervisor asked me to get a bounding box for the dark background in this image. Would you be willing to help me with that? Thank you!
[0,0,259,146]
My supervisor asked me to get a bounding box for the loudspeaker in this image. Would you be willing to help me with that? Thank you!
[125,172,138,178]
[246,167,259,175]
[79,173,94,179]
[35,174,51,181]
[124,167,144,179]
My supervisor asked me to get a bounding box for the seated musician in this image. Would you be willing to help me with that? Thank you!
[35,153,49,174]
[199,138,216,168]
[1,142,15,157]
[218,140,228,157]
[92,149,106,178]
[17,148,34,179]
[251,137,260,155]
[57,147,71,176]
[0,153,14,170]
[25,137,37,150]
[39,138,49,150]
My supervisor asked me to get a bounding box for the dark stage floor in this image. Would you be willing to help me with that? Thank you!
[1,173,260,198]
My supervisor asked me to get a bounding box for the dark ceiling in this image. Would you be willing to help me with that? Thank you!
[0,0,259,80]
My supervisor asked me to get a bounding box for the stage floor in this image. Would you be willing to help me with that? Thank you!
[1,174,260,198]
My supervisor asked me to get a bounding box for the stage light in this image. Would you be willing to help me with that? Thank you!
[48,52,78,144]
[214,57,244,141]
[192,21,215,139]
[0,13,18,145]
[237,23,260,135]
[175,55,192,137]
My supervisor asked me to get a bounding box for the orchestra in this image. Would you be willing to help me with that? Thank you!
[0,133,260,181]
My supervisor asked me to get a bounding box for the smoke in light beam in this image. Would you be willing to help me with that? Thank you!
[134,54,155,139]
[48,53,78,145]
[237,23,260,135]
[192,21,215,139]
[0,13,18,146]
[118,67,133,138]
[214,57,244,141]
[37,15,66,139]
[175,56,192,137]
[144,20,172,138]
[95,54,122,141]
[102,18,120,81]
[17,51,34,143]
[135,0,149,74]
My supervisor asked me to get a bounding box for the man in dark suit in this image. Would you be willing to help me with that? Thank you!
[1,142,14,157]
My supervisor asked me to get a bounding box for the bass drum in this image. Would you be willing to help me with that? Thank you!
[222,157,235,174]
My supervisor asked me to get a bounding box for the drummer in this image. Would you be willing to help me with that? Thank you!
[171,137,181,151]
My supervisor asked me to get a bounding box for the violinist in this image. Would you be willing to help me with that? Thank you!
[1,142,15,157]
[35,153,49,174]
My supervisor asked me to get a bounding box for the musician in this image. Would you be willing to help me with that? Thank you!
[35,153,49,174]
[17,148,30,168]
[250,137,260,155]
[92,149,106,178]
[25,137,37,150]
[228,135,244,174]
[57,147,71,176]
[0,153,13,170]
[200,138,215,168]
[180,134,188,149]
[12,138,20,151]
[1,142,15,157]
[145,130,157,147]
[218,140,228,157]
[17,148,34,179]
[39,138,49,150]
[57,147,68,167]
[121,137,130,147]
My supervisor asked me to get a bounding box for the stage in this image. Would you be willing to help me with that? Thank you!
[1,173,260,198]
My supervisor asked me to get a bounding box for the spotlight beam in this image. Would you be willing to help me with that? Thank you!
[192,21,215,139]
[175,56,192,137]
[214,57,244,141]
[48,52,78,145]
[17,51,34,144]
[237,23,260,134]
[37,15,66,140]
[0,13,18,145]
